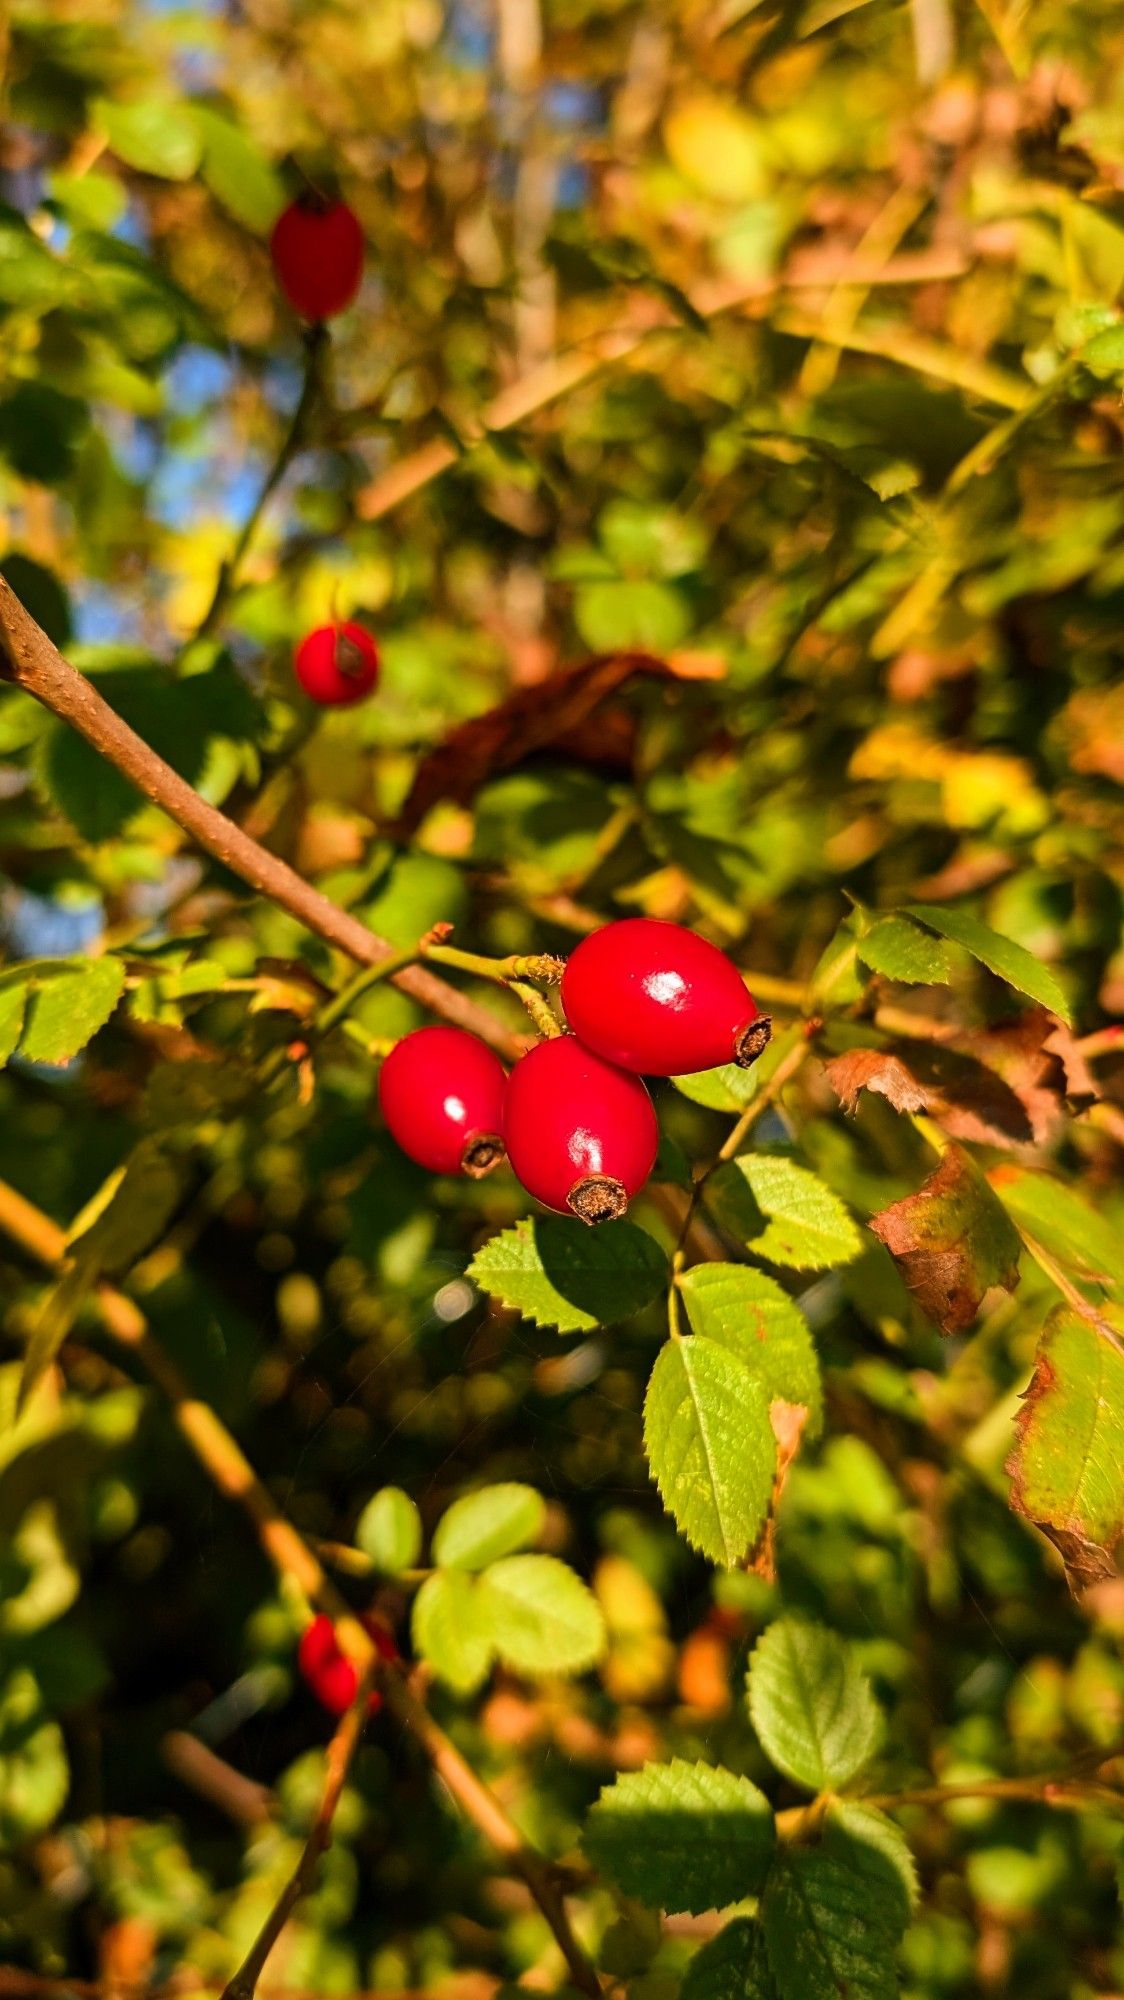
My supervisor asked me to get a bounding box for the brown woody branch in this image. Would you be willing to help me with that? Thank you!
[0,577,519,1061]
[0,1177,602,2000]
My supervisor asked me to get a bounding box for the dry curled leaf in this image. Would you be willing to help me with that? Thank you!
[749,1398,809,1584]
[870,1144,1021,1333]
[394,650,725,834]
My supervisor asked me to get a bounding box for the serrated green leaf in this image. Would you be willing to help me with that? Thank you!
[479,1554,605,1675]
[94,96,203,180]
[673,1064,760,1111]
[432,1484,546,1570]
[411,1570,494,1694]
[857,916,954,985]
[355,1487,422,1574]
[903,904,1071,1023]
[468,1216,668,1333]
[761,1842,900,2000]
[8,957,126,1066]
[644,1337,776,1565]
[708,1154,861,1271]
[825,1803,918,1923]
[747,1617,882,1791]
[585,1760,775,1914]
[679,1264,823,1438]
[1006,1306,1124,1593]
[0,1668,69,1847]
[990,1166,1124,1292]
[680,1919,773,2000]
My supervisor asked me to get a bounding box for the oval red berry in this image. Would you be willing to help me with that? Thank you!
[294,622,379,707]
[503,1034,658,1224]
[378,1025,507,1178]
[561,918,766,1075]
[269,198,364,321]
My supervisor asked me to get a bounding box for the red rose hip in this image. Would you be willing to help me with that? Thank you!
[378,1026,507,1178]
[294,622,379,707]
[561,918,770,1076]
[269,196,364,320]
[503,1034,659,1225]
[298,1612,398,1718]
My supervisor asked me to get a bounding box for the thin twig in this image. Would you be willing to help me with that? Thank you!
[221,1655,378,2000]
[0,578,518,1061]
[194,324,329,644]
[775,1742,1124,1836]
[0,1177,603,2000]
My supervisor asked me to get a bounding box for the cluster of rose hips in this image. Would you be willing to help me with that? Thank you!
[379,919,769,1225]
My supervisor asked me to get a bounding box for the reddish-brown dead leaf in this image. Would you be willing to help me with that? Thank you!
[870,1144,1022,1333]
[827,1048,931,1116]
[393,650,725,834]
[829,1010,1094,1152]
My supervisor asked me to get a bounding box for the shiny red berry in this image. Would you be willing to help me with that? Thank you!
[294,622,379,707]
[297,1612,398,1718]
[269,197,364,320]
[503,1034,659,1225]
[560,918,770,1076]
[378,1026,507,1178]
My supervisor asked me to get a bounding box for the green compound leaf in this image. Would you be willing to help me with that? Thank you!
[679,1264,823,1438]
[746,1617,882,1792]
[644,1337,776,1566]
[468,1216,668,1332]
[761,1838,903,2000]
[355,1487,423,1574]
[411,1570,494,1694]
[479,1554,605,1675]
[856,915,955,985]
[1006,1306,1124,1593]
[432,1483,546,1571]
[585,1759,775,1914]
[5,956,126,1066]
[0,1668,69,1847]
[707,1154,862,1271]
[680,1919,774,2000]
[903,903,1071,1024]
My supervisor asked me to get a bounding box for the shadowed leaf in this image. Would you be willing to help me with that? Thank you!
[870,1144,1021,1332]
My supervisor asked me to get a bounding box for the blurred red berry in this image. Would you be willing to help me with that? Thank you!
[294,622,379,707]
[297,1612,398,1718]
[269,197,364,320]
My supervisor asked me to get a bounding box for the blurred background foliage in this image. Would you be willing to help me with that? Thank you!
[0,0,1123,1994]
